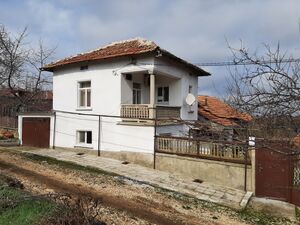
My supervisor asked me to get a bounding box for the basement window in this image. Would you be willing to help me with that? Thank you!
[77,131,92,145]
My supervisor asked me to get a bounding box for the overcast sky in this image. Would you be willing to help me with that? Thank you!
[1,0,300,97]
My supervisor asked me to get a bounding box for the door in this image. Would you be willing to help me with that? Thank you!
[22,117,50,148]
[132,83,141,104]
[256,147,292,201]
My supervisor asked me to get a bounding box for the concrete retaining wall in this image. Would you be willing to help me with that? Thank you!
[155,153,253,191]
[101,150,154,168]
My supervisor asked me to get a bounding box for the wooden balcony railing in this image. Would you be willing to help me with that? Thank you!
[120,105,181,119]
[156,136,249,164]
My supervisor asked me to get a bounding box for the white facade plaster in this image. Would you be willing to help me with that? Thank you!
[50,54,200,153]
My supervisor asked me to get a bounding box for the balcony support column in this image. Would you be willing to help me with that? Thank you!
[149,73,156,119]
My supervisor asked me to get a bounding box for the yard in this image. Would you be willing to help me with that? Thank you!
[0,147,297,225]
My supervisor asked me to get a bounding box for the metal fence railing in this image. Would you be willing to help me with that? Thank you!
[294,161,300,186]
[156,135,249,164]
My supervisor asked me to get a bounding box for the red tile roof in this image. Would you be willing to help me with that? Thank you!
[42,38,210,76]
[0,88,52,100]
[198,95,253,127]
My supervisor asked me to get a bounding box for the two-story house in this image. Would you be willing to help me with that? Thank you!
[19,38,210,166]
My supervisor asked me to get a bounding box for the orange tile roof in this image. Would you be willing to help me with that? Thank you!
[42,38,210,76]
[293,135,300,148]
[198,95,253,127]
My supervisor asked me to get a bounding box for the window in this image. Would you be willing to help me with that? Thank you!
[77,131,92,145]
[132,83,141,104]
[78,81,91,108]
[80,65,88,70]
[157,86,169,103]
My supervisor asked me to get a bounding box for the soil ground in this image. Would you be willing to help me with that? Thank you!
[0,148,295,225]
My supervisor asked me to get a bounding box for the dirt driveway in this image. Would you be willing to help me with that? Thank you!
[0,149,263,225]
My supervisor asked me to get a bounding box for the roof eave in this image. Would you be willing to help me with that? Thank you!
[159,49,211,77]
[41,50,158,73]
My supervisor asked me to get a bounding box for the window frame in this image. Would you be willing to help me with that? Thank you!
[76,130,92,147]
[157,86,169,104]
[188,85,193,94]
[77,80,91,109]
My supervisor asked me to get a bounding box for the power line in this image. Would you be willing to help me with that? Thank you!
[195,59,300,67]
[138,58,300,67]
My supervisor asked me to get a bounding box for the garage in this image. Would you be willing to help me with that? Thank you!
[21,117,51,148]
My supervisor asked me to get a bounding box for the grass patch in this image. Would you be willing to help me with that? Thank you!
[0,199,55,225]
[22,152,119,177]
[0,175,56,225]
[296,207,300,221]
[237,208,292,225]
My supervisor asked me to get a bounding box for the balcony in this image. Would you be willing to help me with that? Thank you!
[120,104,181,123]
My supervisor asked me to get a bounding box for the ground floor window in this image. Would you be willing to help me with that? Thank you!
[77,131,92,145]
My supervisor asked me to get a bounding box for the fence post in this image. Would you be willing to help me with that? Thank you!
[52,111,56,149]
[98,115,101,157]
[197,140,200,156]
[153,116,157,169]
[244,145,248,191]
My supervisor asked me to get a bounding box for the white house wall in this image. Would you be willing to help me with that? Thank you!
[55,112,99,149]
[53,56,155,115]
[154,57,198,121]
[54,112,154,153]
[53,56,155,153]
[101,117,154,153]
[120,74,133,104]
[121,73,150,104]
[155,76,181,106]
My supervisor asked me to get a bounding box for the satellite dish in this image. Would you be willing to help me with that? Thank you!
[185,93,196,106]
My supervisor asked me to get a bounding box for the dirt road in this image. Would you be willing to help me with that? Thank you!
[0,149,249,225]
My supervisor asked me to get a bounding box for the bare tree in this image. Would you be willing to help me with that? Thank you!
[226,42,300,140]
[0,24,55,112]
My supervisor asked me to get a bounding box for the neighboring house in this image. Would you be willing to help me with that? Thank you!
[0,88,52,128]
[20,38,210,165]
[197,95,252,140]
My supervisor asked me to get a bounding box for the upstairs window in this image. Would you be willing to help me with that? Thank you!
[80,65,88,70]
[78,81,91,108]
[157,86,169,104]
[189,85,193,93]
